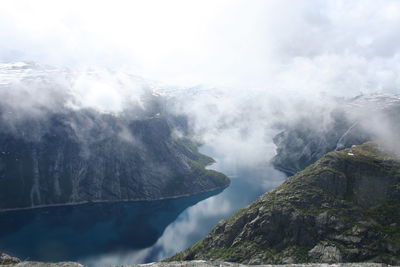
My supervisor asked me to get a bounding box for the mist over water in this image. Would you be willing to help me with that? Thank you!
[0,1,400,266]
[80,146,286,267]
[0,142,286,267]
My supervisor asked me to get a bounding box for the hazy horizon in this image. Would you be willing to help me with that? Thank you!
[0,0,399,92]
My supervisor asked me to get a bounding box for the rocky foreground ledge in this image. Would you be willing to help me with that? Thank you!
[2,262,400,267]
[0,253,83,267]
[1,263,83,267]
[1,254,399,267]
[127,262,399,267]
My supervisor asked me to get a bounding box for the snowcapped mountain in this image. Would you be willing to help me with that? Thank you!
[0,62,229,211]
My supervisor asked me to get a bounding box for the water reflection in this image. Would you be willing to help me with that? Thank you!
[0,146,286,267]
[0,189,221,264]
[81,165,286,267]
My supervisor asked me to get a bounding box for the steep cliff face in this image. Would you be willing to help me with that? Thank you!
[0,110,229,211]
[272,95,400,175]
[169,142,400,264]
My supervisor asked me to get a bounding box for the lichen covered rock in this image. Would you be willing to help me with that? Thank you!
[0,253,20,265]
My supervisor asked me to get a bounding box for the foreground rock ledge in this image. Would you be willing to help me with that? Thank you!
[0,254,83,267]
[2,263,83,267]
[1,259,399,267]
[127,261,399,267]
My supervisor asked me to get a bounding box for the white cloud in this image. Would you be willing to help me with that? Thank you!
[2,0,400,166]
[0,0,399,90]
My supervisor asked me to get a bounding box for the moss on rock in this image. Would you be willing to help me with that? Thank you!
[167,142,400,265]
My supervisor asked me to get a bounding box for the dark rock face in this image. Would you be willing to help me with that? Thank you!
[0,109,229,211]
[169,142,400,265]
[272,95,400,175]
[271,117,369,176]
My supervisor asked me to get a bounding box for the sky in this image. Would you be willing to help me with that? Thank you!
[1,0,400,91]
[1,0,400,169]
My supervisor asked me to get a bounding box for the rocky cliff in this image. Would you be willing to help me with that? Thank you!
[0,62,229,211]
[272,94,400,175]
[0,110,229,211]
[169,142,400,264]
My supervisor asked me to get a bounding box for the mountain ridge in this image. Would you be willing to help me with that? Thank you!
[272,94,400,176]
[169,142,400,264]
[0,110,229,211]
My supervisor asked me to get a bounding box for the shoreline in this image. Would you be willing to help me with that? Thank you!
[0,184,229,213]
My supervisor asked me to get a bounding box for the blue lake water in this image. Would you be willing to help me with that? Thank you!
[0,190,221,263]
[0,153,286,267]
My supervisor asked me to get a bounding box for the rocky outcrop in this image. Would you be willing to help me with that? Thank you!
[0,110,229,211]
[0,253,20,265]
[129,262,398,267]
[3,262,83,267]
[2,258,397,267]
[169,142,400,264]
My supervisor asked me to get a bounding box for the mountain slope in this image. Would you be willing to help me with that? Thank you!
[0,62,229,211]
[272,94,400,175]
[0,111,229,211]
[169,142,400,264]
